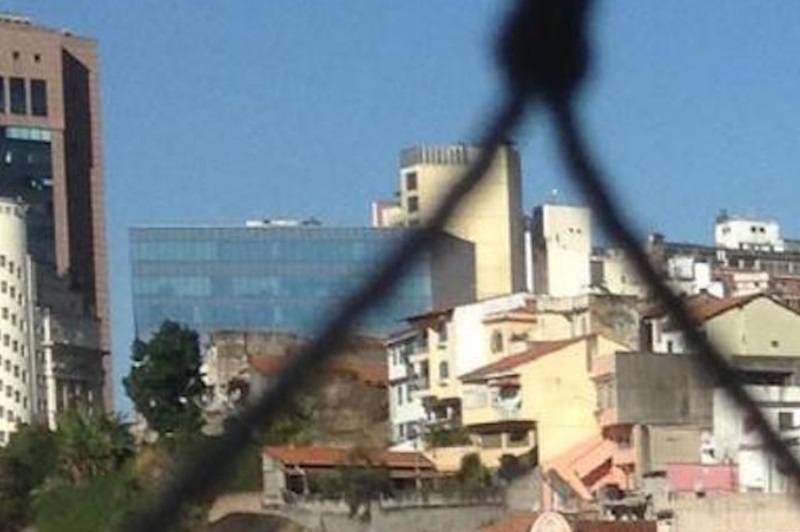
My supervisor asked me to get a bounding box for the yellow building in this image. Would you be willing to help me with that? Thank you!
[375,143,525,300]
[645,293,800,356]
[458,335,628,467]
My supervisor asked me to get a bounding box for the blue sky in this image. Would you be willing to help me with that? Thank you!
[8,1,800,410]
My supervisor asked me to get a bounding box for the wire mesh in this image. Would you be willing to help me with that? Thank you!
[122,0,800,529]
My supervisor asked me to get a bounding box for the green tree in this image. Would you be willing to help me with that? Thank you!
[124,321,207,437]
[0,423,57,531]
[55,408,134,486]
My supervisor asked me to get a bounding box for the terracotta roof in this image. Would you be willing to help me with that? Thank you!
[248,355,388,386]
[460,337,585,382]
[263,445,435,470]
[645,293,773,324]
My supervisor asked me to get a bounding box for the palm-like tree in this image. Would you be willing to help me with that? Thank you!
[55,409,134,485]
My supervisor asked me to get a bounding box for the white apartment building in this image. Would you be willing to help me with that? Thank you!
[715,212,784,253]
[0,198,34,445]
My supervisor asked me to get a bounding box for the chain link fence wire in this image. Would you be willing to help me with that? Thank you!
[122,0,800,529]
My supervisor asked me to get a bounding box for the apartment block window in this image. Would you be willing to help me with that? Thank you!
[8,261,13,274]
[0,77,5,114]
[507,430,530,448]
[2,308,8,320]
[779,411,794,431]
[397,385,403,406]
[439,361,449,380]
[405,172,418,192]
[407,195,419,213]
[9,286,15,299]
[437,321,448,344]
[481,433,503,449]
[9,77,26,115]
[491,330,504,353]
[30,79,47,116]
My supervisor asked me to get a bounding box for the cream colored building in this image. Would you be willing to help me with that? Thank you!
[645,293,800,356]
[531,204,592,297]
[459,335,627,466]
[374,143,525,300]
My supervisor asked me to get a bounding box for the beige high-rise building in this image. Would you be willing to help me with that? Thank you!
[0,15,110,409]
[375,144,525,300]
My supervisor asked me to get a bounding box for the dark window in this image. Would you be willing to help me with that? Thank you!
[406,171,418,191]
[11,51,19,60]
[30,79,47,116]
[407,195,419,213]
[33,54,41,63]
[439,361,449,380]
[0,77,5,113]
[507,430,529,447]
[9,77,26,115]
[779,411,794,431]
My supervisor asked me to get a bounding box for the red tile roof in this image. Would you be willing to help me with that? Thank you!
[263,445,435,470]
[644,293,777,324]
[460,337,585,382]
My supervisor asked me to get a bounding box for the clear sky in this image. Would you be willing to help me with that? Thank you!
[6,1,800,411]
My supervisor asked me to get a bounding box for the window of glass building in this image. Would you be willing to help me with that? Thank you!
[9,77,26,115]
[30,79,47,116]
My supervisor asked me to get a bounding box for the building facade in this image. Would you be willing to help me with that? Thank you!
[531,204,591,297]
[375,144,526,300]
[0,15,110,410]
[130,222,475,339]
[0,198,33,444]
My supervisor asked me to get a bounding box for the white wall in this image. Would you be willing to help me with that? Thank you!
[713,386,800,493]
[534,205,591,297]
[0,198,32,445]
[716,217,784,252]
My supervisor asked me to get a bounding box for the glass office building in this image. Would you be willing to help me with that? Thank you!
[130,224,473,339]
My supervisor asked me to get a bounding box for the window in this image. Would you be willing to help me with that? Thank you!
[407,195,419,213]
[772,340,780,349]
[12,365,17,377]
[9,78,25,115]
[3,308,8,320]
[3,360,8,371]
[439,361,449,380]
[34,54,41,63]
[438,321,448,344]
[8,260,13,274]
[779,411,794,431]
[405,171,418,191]
[507,430,530,448]
[1,281,6,294]
[30,79,47,116]
[3,334,9,347]
[11,51,19,60]
[0,77,5,114]
[13,390,19,403]
[397,385,403,405]
[10,286,15,298]
[480,433,503,449]
[491,330,504,353]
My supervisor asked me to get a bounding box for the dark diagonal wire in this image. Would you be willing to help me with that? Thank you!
[549,98,800,493]
[506,0,800,493]
[121,95,529,531]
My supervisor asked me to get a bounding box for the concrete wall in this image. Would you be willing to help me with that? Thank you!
[665,492,800,532]
[705,296,800,357]
[531,204,591,297]
[614,353,713,427]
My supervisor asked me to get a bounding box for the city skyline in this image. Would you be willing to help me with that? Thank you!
[3,2,800,411]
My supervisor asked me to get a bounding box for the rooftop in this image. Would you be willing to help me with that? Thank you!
[263,445,435,470]
[460,337,586,382]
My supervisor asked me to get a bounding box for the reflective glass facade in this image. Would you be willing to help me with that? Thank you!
[131,226,435,338]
